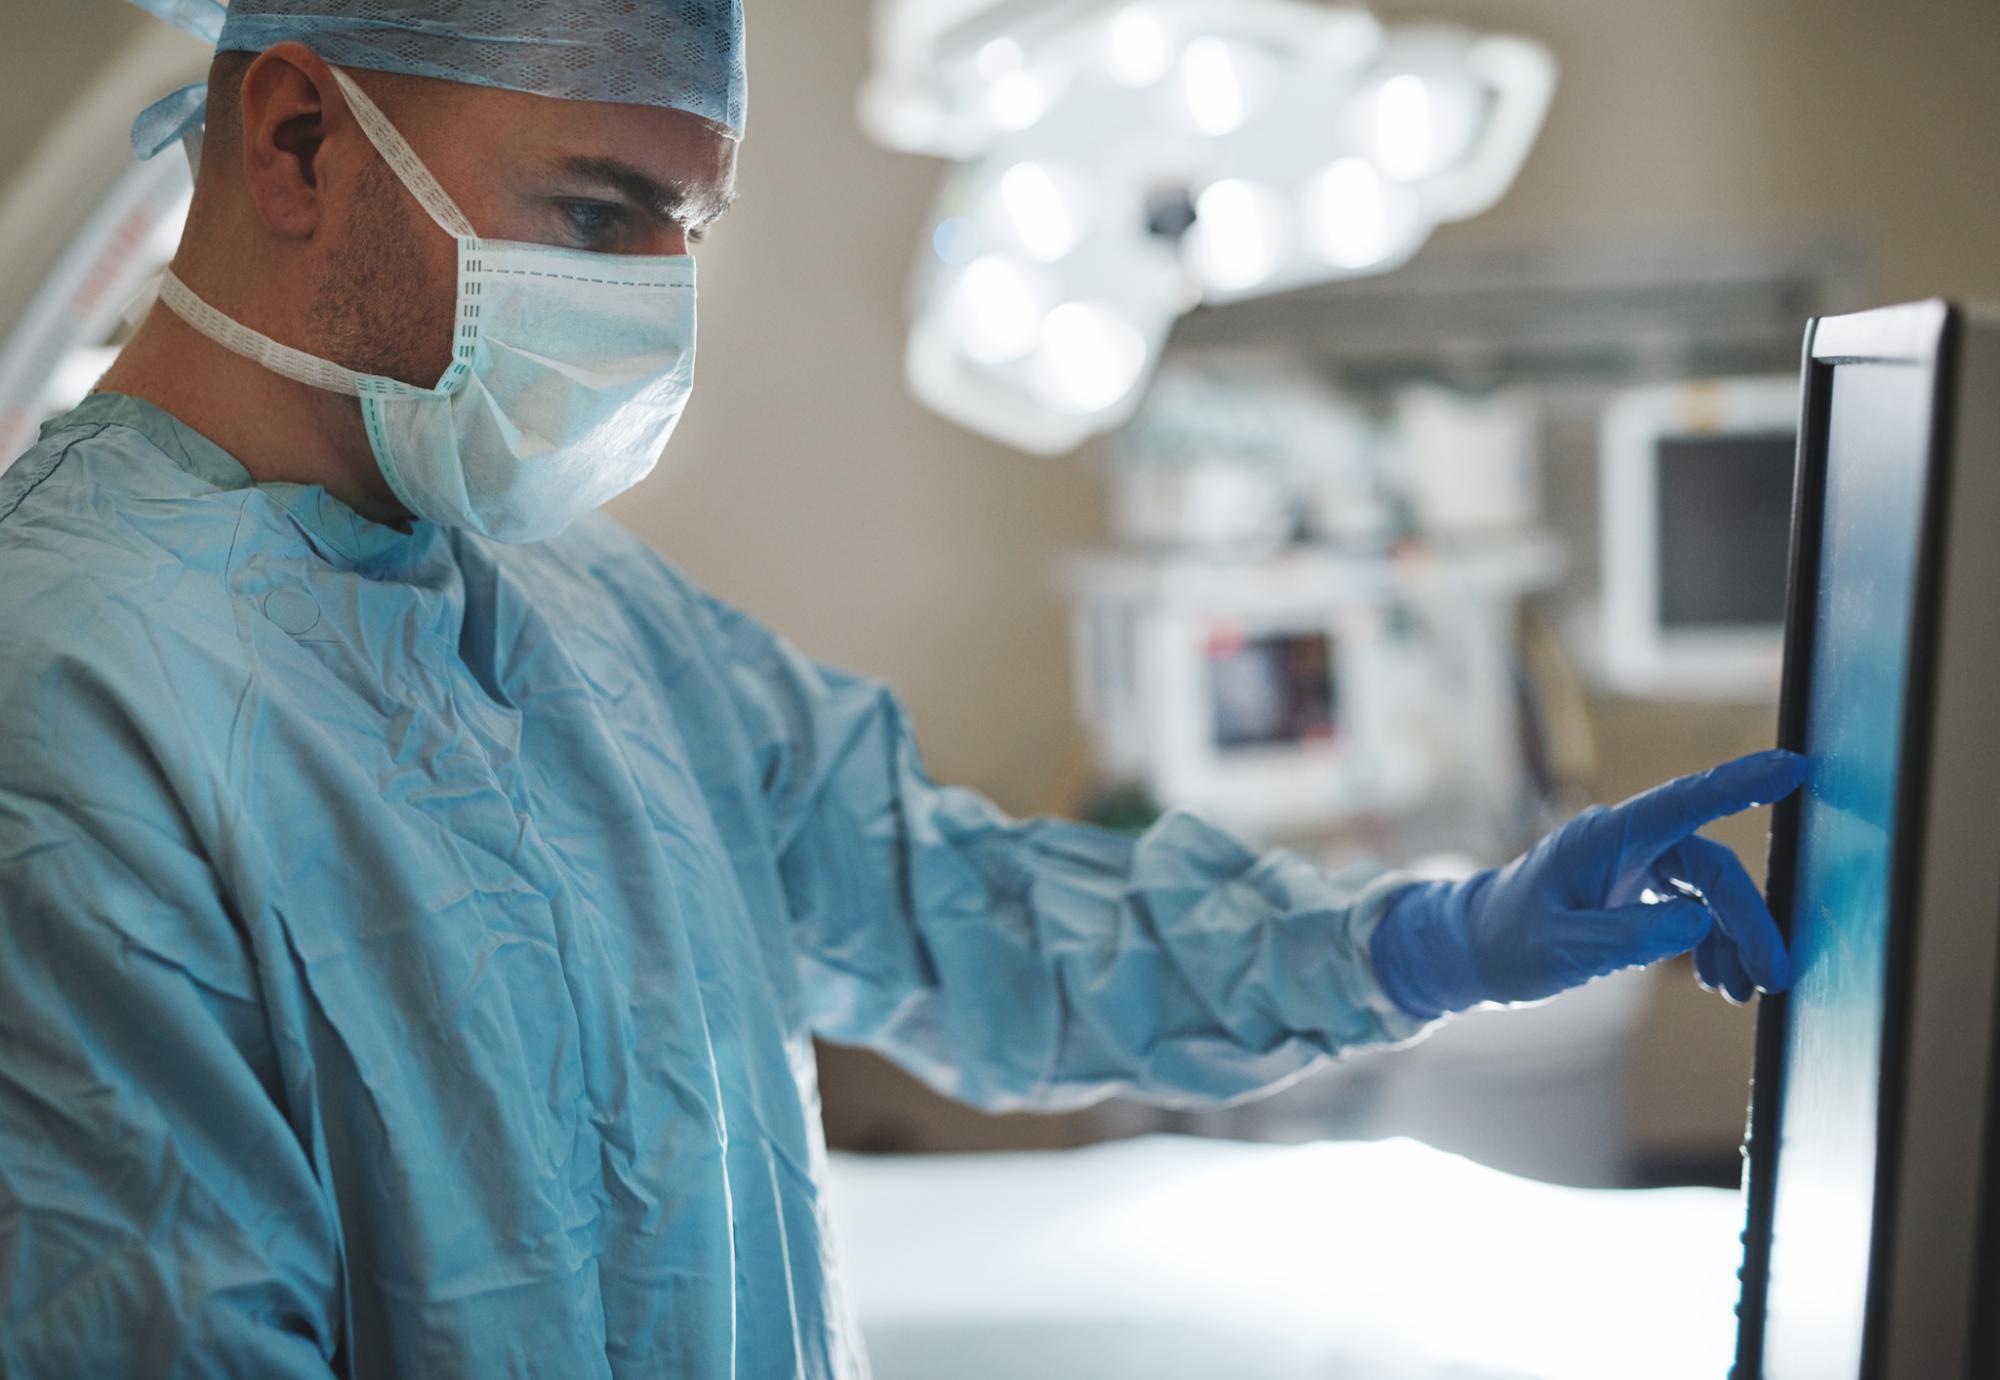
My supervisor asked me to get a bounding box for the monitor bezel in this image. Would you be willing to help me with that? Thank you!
[1733,300,1959,1379]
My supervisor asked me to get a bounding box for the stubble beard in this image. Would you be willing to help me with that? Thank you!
[307,156,454,389]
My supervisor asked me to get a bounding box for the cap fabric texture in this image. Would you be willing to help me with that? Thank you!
[125,0,747,158]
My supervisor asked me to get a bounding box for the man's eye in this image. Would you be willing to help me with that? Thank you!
[559,200,624,245]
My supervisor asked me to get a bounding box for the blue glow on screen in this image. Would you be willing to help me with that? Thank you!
[1762,362,1932,1379]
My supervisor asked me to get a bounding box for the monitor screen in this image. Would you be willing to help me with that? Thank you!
[1206,629,1337,751]
[1657,431,1796,629]
[1758,360,1934,1378]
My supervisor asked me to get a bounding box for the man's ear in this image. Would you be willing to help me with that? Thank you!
[235,42,354,240]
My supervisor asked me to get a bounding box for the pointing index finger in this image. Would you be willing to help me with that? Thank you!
[1616,749,1812,853]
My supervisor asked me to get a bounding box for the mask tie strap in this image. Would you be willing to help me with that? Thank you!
[326,67,479,241]
[156,270,429,399]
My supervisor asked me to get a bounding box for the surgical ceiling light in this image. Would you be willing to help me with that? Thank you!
[1187,179,1291,293]
[1030,300,1150,414]
[950,254,1056,362]
[862,0,1557,455]
[994,160,1086,262]
[1177,36,1251,137]
[1300,156,1420,270]
[1104,5,1173,87]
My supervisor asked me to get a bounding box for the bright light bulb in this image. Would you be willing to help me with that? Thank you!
[949,255,1052,365]
[1178,36,1246,136]
[1188,178,1289,292]
[1364,69,1482,181]
[976,38,1024,81]
[1374,74,1434,180]
[1029,301,1150,415]
[997,162,1082,263]
[1105,5,1172,87]
[974,35,1055,131]
[1300,157,1421,269]
[987,70,1052,131]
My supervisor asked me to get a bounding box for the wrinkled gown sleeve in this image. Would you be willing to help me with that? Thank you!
[0,661,342,1377]
[697,591,1430,1114]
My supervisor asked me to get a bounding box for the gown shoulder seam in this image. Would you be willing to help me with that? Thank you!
[0,423,110,529]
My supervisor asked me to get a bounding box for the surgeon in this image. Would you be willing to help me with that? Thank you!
[0,2,1806,1376]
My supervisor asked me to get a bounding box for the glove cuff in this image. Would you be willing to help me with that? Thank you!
[1367,873,1493,1020]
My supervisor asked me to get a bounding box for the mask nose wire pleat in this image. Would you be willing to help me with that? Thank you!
[326,67,479,241]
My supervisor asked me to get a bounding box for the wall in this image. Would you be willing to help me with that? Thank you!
[1379,0,2000,300]
[0,6,152,187]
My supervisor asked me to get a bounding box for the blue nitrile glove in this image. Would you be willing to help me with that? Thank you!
[1369,749,1811,1019]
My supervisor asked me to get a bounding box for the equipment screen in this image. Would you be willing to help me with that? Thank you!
[1760,362,1932,1379]
[1657,431,1796,628]
[1206,630,1337,751]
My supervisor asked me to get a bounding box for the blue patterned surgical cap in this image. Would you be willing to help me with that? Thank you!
[126,0,747,159]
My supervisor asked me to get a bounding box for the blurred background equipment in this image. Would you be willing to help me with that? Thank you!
[862,0,1557,452]
[1064,360,1560,859]
[0,22,200,466]
[1596,376,1798,700]
[1062,522,1562,853]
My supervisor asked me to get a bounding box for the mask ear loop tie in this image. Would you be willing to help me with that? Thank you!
[325,67,479,241]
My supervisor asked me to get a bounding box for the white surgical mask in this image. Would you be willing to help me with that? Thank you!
[159,66,697,543]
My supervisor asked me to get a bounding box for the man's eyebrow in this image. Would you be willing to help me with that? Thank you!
[547,155,738,227]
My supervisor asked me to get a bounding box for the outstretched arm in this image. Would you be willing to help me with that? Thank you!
[698,587,1803,1112]
[702,593,1431,1114]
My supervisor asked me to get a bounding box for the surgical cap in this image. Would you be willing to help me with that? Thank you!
[125,0,747,160]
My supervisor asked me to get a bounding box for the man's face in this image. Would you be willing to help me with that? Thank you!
[307,68,738,389]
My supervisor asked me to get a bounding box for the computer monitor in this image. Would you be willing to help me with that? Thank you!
[1598,377,1798,698]
[1735,301,2000,1379]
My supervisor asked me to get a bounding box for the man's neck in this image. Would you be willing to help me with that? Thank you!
[96,285,412,527]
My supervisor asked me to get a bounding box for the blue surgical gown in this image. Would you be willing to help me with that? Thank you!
[0,393,1424,1378]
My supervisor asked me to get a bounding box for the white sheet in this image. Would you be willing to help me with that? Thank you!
[827,1135,1743,1380]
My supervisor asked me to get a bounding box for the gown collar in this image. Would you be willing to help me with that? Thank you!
[65,392,432,571]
